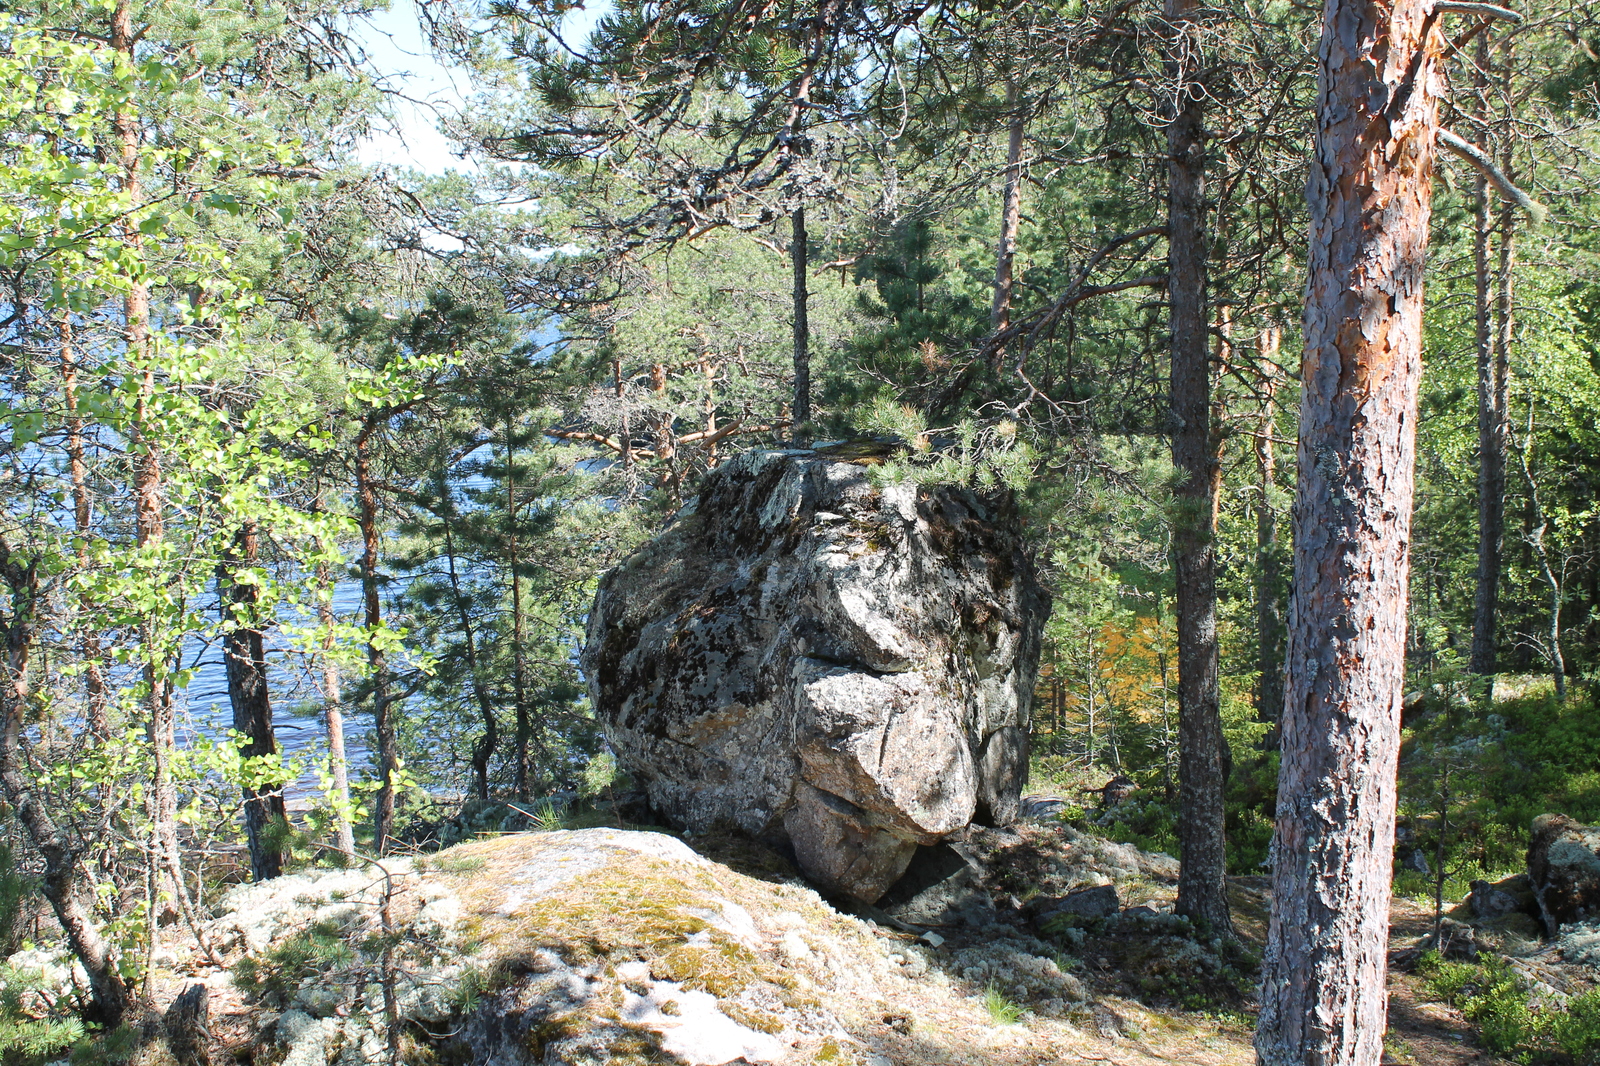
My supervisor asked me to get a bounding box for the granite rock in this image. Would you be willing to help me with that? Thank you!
[583,450,1048,903]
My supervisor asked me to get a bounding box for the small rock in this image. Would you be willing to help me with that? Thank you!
[1436,918,1479,960]
[1035,884,1119,924]
[1019,796,1074,820]
[1470,879,1522,921]
[1529,814,1600,935]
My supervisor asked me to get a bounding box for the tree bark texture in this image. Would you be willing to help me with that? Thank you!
[1516,411,1566,701]
[0,551,128,1027]
[1255,329,1286,741]
[506,435,533,800]
[1473,179,1514,678]
[59,314,110,739]
[1165,0,1232,935]
[315,557,356,856]
[355,430,396,852]
[221,523,287,881]
[1468,32,1509,678]
[443,522,497,803]
[1468,171,1503,675]
[991,83,1026,358]
[791,206,811,429]
[116,0,191,965]
[1256,2,1440,1063]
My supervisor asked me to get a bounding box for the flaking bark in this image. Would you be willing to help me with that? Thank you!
[1256,1,1441,1062]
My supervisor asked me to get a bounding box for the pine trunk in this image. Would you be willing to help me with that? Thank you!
[506,435,533,800]
[221,523,287,881]
[991,83,1025,358]
[115,0,187,969]
[791,206,811,429]
[1255,330,1285,741]
[59,313,110,739]
[315,555,355,856]
[355,430,396,851]
[1255,2,1440,1062]
[1166,0,1231,935]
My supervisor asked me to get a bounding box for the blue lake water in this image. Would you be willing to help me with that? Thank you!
[180,577,374,804]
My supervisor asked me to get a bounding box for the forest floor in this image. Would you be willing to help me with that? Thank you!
[1028,880,1507,1066]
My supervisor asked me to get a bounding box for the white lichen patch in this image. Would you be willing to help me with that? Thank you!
[620,977,787,1064]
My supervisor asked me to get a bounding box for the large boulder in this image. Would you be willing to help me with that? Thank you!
[582,449,1048,904]
[1528,813,1600,935]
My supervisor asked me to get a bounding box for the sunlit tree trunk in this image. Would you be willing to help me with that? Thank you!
[114,0,189,977]
[1256,1,1440,1062]
[0,553,127,1027]
[59,312,109,739]
[991,80,1026,358]
[355,427,396,851]
[221,522,287,880]
[314,551,355,857]
[430,512,498,803]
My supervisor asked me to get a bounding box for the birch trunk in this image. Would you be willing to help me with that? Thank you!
[0,554,128,1026]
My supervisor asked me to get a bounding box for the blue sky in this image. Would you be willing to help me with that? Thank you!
[354,0,477,172]
[352,0,610,174]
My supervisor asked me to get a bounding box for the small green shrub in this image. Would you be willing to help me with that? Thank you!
[1416,950,1600,1062]
[981,982,1024,1026]
[232,920,357,1006]
[0,964,84,1064]
[1551,988,1600,1063]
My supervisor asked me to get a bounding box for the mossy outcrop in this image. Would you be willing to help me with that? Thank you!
[582,450,1048,904]
[210,826,1108,1066]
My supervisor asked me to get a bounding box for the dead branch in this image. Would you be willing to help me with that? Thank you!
[1437,129,1547,223]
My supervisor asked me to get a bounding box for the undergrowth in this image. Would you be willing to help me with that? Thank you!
[1419,950,1600,1063]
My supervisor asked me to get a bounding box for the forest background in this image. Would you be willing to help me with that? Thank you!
[1,0,1599,1051]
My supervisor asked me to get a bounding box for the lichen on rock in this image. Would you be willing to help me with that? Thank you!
[582,449,1049,903]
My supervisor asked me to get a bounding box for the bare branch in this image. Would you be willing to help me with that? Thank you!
[1433,2,1522,22]
[1437,129,1547,223]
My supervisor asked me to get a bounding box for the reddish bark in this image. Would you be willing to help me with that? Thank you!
[1256,1,1441,1062]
